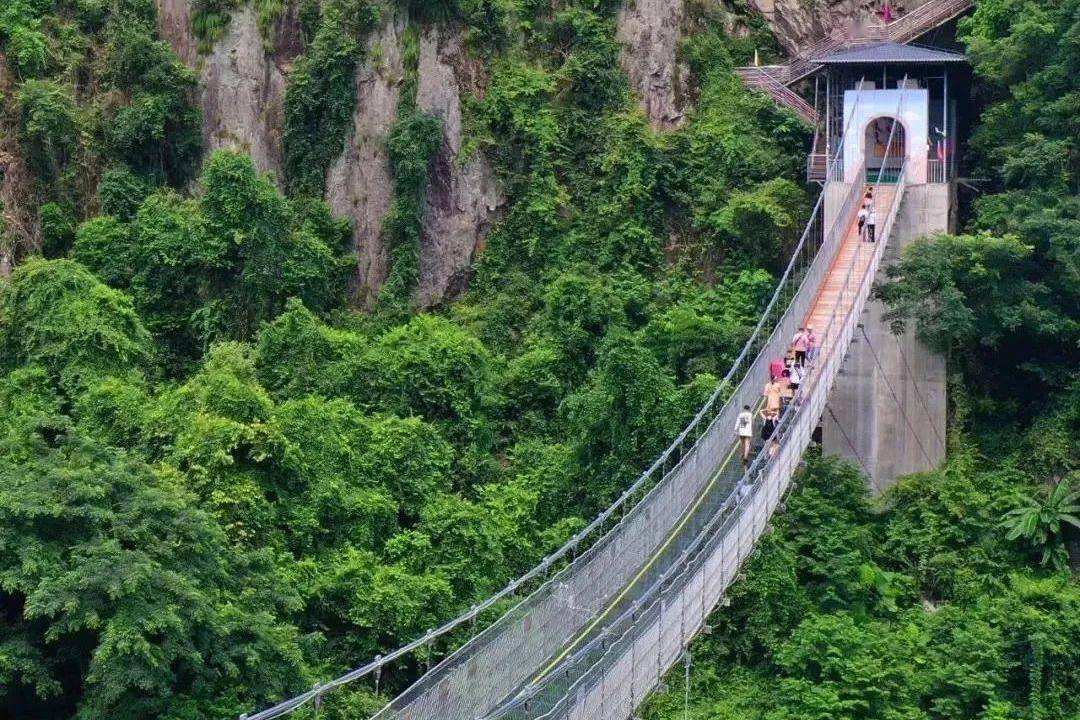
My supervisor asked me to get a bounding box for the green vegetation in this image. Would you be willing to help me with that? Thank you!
[0,0,201,259]
[877,0,1079,430]
[645,416,1080,720]
[282,0,381,196]
[1,0,1075,717]
[377,24,442,311]
[1,1,808,714]
[72,151,353,371]
[646,2,1080,719]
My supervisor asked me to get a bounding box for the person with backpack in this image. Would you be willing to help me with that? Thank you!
[735,404,754,465]
[857,205,868,241]
[764,376,783,416]
[769,357,785,381]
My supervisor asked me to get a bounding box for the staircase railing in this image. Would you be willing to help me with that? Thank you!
[735,67,819,124]
[753,0,974,86]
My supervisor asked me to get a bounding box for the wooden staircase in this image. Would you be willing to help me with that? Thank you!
[735,67,819,125]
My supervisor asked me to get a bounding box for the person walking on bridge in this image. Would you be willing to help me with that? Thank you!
[760,409,778,444]
[789,360,804,400]
[867,207,878,242]
[792,327,809,365]
[764,375,783,416]
[736,404,754,465]
[805,326,818,362]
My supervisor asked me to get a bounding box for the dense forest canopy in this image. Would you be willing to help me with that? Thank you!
[0,0,1076,719]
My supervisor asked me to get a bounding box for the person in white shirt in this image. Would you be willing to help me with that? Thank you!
[857,206,868,241]
[789,362,805,404]
[735,404,754,465]
[867,208,878,242]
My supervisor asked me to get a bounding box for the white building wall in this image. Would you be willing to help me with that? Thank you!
[842,88,929,184]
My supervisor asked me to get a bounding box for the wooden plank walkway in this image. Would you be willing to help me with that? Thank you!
[803,187,895,343]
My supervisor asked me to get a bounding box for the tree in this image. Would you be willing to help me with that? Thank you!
[254,298,366,399]
[560,329,680,508]
[360,314,495,455]
[0,369,307,718]
[875,232,1074,406]
[17,79,78,185]
[73,151,353,368]
[0,259,155,388]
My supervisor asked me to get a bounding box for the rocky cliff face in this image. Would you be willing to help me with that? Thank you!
[156,2,502,308]
[0,52,36,270]
[616,0,687,131]
[414,25,503,307]
[748,0,939,56]
[155,0,198,65]
[325,13,405,308]
[155,0,299,182]
[200,5,300,181]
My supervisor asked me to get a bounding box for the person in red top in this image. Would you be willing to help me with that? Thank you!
[770,357,785,381]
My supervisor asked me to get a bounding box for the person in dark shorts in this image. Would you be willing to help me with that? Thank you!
[760,409,778,443]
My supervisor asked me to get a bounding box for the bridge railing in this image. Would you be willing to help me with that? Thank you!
[491,160,907,720]
[243,87,872,720]
[490,89,912,720]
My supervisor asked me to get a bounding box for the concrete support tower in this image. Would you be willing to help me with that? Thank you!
[807,42,967,492]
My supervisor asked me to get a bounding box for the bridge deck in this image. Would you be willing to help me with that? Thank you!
[805,187,893,337]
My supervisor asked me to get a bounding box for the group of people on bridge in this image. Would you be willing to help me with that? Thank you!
[736,327,819,466]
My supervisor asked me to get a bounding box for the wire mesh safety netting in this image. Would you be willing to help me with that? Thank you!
[243,86,895,720]
[485,142,910,720]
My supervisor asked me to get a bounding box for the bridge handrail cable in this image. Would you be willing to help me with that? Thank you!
[484,86,911,720]
[243,86,870,720]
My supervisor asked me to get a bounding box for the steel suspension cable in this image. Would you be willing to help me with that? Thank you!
[858,325,936,468]
[889,331,947,454]
[825,403,880,492]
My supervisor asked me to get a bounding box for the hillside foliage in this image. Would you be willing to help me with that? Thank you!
[0,0,1076,718]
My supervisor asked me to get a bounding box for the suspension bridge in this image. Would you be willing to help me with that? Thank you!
[246,100,914,720]
[243,16,968,720]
